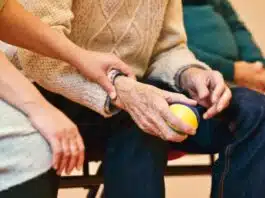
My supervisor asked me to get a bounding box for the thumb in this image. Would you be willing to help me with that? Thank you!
[112,61,136,80]
[98,77,117,99]
[164,91,197,106]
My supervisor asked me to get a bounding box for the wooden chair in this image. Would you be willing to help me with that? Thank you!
[60,151,214,198]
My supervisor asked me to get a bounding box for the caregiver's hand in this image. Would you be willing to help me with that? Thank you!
[26,101,85,175]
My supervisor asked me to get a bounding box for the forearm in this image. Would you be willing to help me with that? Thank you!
[0,52,52,116]
[0,0,83,69]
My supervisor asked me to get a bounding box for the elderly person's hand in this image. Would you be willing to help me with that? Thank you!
[112,76,197,142]
[234,61,265,93]
[180,68,232,120]
[25,101,85,175]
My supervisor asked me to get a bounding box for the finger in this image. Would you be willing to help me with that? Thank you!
[66,139,79,175]
[210,72,226,103]
[139,110,168,140]
[160,109,196,136]
[57,138,70,175]
[97,76,117,99]
[154,113,188,142]
[196,82,210,99]
[216,88,232,112]
[164,92,197,106]
[49,138,62,170]
[129,105,163,138]
[194,82,210,101]
[112,61,136,79]
[76,135,85,170]
[204,87,231,119]
[131,109,158,137]
[203,104,218,119]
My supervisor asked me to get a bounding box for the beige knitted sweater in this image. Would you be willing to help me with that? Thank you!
[13,0,209,117]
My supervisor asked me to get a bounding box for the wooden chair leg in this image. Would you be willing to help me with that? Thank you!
[86,163,103,198]
[99,189,105,198]
[210,154,215,167]
[87,186,101,198]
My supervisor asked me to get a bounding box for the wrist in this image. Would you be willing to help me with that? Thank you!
[114,75,136,91]
[111,76,136,109]
[68,47,86,68]
[21,99,53,118]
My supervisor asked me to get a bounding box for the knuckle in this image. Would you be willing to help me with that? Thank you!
[178,94,186,100]
[213,71,223,79]
[68,132,78,140]
[64,151,71,157]
[156,105,164,113]
[72,150,79,157]
[55,131,63,139]
[55,149,63,156]
[79,144,85,151]
[141,125,153,134]
[141,124,151,133]
[168,134,187,142]
[165,133,177,141]
[71,124,78,132]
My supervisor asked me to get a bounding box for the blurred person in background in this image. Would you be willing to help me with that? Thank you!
[0,0,133,197]
[183,0,265,92]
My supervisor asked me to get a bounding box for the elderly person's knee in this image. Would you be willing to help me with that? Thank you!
[230,88,265,112]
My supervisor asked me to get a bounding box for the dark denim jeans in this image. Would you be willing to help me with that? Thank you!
[39,84,265,198]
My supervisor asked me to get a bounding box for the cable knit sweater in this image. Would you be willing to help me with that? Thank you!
[13,0,209,117]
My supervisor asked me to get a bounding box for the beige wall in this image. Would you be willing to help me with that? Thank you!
[229,0,265,54]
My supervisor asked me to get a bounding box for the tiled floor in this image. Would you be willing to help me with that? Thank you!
[59,155,212,198]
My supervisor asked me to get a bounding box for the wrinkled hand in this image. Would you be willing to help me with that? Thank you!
[180,68,231,119]
[112,76,197,142]
[26,102,85,175]
[76,50,135,99]
[234,61,265,92]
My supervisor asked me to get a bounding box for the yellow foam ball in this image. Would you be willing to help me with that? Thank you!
[169,104,199,132]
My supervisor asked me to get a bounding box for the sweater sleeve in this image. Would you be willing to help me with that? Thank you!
[216,0,265,64]
[146,0,211,91]
[14,0,113,117]
[188,45,235,82]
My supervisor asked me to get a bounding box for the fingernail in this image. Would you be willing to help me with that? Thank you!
[110,92,116,100]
